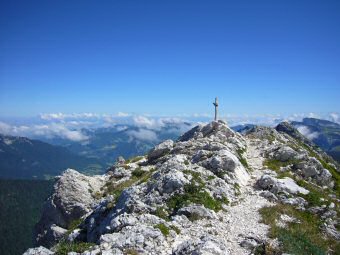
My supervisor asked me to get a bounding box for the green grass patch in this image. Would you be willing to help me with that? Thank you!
[234,183,241,196]
[128,156,144,163]
[237,148,250,170]
[154,223,170,236]
[318,158,340,197]
[167,171,227,213]
[260,204,338,254]
[264,158,300,172]
[170,225,181,234]
[124,249,139,255]
[66,218,83,234]
[106,177,137,202]
[297,141,340,197]
[167,184,223,212]
[153,206,169,221]
[105,168,157,201]
[207,175,215,180]
[296,179,328,207]
[183,170,204,185]
[131,167,146,178]
[55,241,94,255]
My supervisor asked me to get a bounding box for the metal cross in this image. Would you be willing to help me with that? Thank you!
[213,97,218,121]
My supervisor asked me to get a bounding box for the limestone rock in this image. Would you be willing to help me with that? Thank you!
[177,205,217,220]
[256,175,309,195]
[23,247,54,255]
[34,169,106,247]
[203,149,250,186]
[148,139,174,161]
[273,146,298,162]
[173,235,229,255]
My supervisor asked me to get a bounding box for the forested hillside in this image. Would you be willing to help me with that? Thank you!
[0,179,53,255]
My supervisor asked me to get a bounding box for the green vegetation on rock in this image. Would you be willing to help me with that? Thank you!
[153,206,169,221]
[264,158,300,172]
[126,156,144,164]
[236,148,250,170]
[55,241,94,255]
[260,204,339,255]
[105,168,156,201]
[154,223,170,236]
[167,171,228,213]
[131,167,146,177]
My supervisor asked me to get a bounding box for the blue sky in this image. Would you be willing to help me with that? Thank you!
[1,0,339,117]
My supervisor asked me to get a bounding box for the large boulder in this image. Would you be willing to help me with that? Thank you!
[162,170,189,194]
[256,175,309,195]
[294,158,334,187]
[203,149,250,185]
[177,205,217,220]
[317,168,334,187]
[273,146,298,162]
[34,169,105,247]
[148,140,174,161]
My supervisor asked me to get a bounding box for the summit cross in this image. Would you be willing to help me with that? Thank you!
[213,97,218,121]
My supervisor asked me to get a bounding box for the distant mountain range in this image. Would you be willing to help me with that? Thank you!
[0,122,192,179]
[291,118,340,162]
[231,124,256,134]
[1,118,339,180]
[38,123,191,167]
[0,134,104,179]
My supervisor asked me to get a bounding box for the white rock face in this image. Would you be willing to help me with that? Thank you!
[161,170,189,194]
[204,149,250,186]
[34,169,106,247]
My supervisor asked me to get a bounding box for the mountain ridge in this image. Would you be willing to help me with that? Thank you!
[25,121,340,254]
[291,117,340,163]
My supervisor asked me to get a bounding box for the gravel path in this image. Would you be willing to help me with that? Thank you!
[218,139,272,254]
[173,139,273,254]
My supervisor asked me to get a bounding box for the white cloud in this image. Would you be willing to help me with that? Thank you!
[0,121,12,134]
[127,129,158,142]
[0,121,88,142]
[115,125,129,132]
[329,113,340,124]
[297,126,320,140]
[40,112,99,120]
[2,112,339,143]
[117,112,130,117]
[132,115,157,128]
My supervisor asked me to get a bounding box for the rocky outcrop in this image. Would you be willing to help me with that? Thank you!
[148,139,174,161]
[34,169,106,247]
[275,121,314,147]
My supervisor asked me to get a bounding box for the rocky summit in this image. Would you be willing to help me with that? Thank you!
[24,120,340,255]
